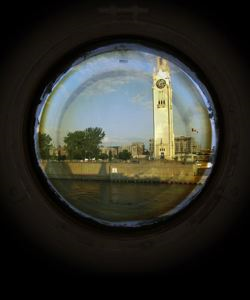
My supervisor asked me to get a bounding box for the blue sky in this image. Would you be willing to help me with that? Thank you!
[38,46,215,149]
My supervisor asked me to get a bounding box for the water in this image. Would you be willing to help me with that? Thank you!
[50,179,197,223]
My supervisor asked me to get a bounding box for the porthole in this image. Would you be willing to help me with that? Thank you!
[34,42,218,228]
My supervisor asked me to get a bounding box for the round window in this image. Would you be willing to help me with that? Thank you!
[34,42,218,227]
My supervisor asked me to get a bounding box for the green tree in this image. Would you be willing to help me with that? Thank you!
[108,150,113,161]
[64,127,105,160]
[38,132,52,159]
[99,153,109,160]
[118,149,132,161]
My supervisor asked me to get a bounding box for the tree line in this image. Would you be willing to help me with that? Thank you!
[38,127,132,161]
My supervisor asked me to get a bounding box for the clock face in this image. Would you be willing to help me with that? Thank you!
[156,79,166,89]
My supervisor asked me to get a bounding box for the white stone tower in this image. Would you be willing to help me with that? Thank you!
[153,57,175,159]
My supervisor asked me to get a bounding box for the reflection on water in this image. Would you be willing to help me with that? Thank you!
[50,179,195,222]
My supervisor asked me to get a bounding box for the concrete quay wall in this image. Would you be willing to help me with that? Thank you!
[39,160,204,184]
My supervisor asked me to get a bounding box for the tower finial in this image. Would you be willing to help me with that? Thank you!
[157,57,170,74]
[156,57,161,71]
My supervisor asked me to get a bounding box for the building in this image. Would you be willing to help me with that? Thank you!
[119,142,145,158]
[153,57,175,159]
[174,136,199,162]
[174,136,199,154]
[196,148,214,162]
[49,146,56,157]
[100,146,119,157]
[149,138,154,157]
[130,142,144,158]
[49,145,67,159]
[149,135,200,162]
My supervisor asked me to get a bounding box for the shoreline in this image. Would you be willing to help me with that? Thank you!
[40,160,209,185]
[49,176,202,185]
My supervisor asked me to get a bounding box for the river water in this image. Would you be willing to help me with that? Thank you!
[50,179,199,224]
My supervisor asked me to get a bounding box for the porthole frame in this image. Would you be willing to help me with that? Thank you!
[28,36,221,232]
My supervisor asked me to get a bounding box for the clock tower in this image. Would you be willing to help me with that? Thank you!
[153,57,175,160]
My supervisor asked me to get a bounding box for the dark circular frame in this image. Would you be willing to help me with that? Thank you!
[1,3,248,272]
[31,38,220,230]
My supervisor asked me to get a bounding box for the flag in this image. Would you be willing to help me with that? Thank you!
[192,128,199,133]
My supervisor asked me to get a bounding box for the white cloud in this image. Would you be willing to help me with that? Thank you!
[130,92,152,109]
[80,75,131,98]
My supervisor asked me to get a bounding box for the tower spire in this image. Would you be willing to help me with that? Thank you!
[156,57,170,74]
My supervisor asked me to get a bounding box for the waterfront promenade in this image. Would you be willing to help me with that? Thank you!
[40,160,206,184]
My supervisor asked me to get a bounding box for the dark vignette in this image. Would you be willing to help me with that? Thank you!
[0,0,249,284]
[28,37,220,231]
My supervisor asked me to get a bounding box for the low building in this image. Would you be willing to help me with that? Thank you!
[174,136,199,154]
[149,139,154,157]
[149,136,199,161]
[57,145,67,158]
[49,145,67,159]
[174,136,200,162]
[196,148,214,162]
[119,142,145,158]
[49,146,57,157]
[100,146,119,157]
